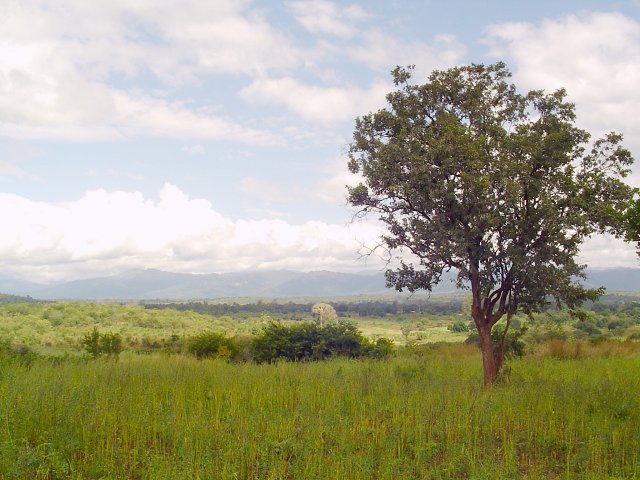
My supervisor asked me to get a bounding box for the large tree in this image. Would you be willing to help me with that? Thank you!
[347,63,635,384]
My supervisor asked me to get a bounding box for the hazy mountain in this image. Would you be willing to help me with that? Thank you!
[583,267,640,292]
[23,269,396,300]
[0,275,46,297]
[0,267,638,300]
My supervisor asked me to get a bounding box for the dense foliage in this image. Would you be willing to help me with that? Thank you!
[251,321,393,363]
[188,331,239,360]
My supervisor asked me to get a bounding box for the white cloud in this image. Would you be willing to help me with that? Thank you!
[0,183,383,282]
[346,31,466,77]
[240,76,391,123]
[0,0,295,142]
[577,234,638,269]
[0,37,276,142]
[485,11,640,181]
[238,155,361,207]
[2,0,300,81]
[112,92,277,143]
[288,1,370,38]
[315,156,362,204]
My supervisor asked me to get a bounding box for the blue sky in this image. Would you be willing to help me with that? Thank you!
[1,0,639,282]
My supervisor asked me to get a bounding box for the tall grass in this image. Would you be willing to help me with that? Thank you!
[1,350,639,479]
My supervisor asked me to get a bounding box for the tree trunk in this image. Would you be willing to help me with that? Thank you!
[478,325,499,386]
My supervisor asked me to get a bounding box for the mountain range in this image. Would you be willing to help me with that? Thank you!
[0,267,638,300]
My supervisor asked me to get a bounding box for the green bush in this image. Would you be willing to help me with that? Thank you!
[187,332,239,360]
[527,326,568,343]
[574,320,601,337]
[251,321,393,363]
[448,321,470,333]
[367,338,395,359]
[82,327,123,359]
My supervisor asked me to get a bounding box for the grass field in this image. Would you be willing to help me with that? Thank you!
[1,347,640,479]
[1,300,640,478]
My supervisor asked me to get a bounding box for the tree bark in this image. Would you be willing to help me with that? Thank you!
[477,324,499,386]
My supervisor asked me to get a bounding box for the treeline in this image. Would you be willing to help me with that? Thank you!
[143,298,465,317]
[144,293,640,321]
[0,293,41,304]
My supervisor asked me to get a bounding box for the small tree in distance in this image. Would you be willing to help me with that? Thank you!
[347,62,635,384]
[82,327,123,359]
[311,303,337,327]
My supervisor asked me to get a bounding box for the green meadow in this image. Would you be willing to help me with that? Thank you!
[2,351,640,479]
[1,299,640,478]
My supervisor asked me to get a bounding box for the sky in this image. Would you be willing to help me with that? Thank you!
[1,0,640,283]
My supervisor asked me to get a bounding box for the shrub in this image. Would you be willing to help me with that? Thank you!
[82,327,123,359]
[448,321,469,333]
[527,326,568,344]
[368,338,395,359]
[574,320,601,337]
[188,332,239,360]
[100,332,123,357]
[251,321,392,363]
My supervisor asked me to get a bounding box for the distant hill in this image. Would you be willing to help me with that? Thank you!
[583,267,640,292]
[24,269,398,300]
[0,267,638,300]
[0,275,46,297]
[0,293,41,304]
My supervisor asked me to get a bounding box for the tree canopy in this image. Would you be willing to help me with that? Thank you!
[347,62,635,384]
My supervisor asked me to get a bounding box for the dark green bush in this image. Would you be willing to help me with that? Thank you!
[527,326,568,343]
[448,321,470,333]
[82,327,123,359]
[574,320,601,336]
[367,338,395,359]
[188,331,239,360]
[251,321,393,363]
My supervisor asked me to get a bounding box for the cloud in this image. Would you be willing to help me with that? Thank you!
[346,31,466,77]
[0,184,383,282]
[238,22,465,124]
[485,11,640,180]
[0,41,278,142]
[112,92,277,143]
[2,0,300,81]
[0,183,632,283]
[314,156,362,204]
[1,0,466,138]
[287,1,371,38]
[0,0,294,142]
[239,155,361,207]
[240,76,391,123]
[577,234,638,269]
